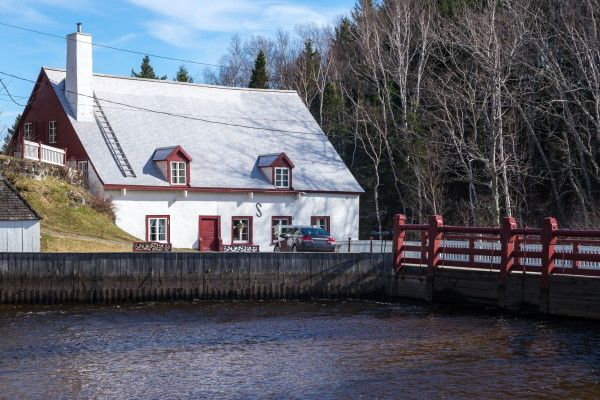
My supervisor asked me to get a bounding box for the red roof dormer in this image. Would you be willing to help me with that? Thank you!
[152,146,193,186]
[257,153,294,189]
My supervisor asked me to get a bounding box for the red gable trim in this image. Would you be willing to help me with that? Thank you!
[8,69,90,162]
[272,153,294,168]
[103,184,362,195]
[165,146,193,162]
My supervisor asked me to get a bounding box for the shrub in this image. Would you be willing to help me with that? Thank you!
[89,193,116,222]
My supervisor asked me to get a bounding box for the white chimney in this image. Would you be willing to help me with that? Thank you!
[65,23,93,121]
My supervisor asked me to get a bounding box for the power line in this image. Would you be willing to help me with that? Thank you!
[0,21,232,70]
[0,71,312,123]
[0,92,29,99]
[0,78,26,106]
[0,71,315,135]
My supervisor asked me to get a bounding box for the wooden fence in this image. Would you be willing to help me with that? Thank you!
[0,252,390,304]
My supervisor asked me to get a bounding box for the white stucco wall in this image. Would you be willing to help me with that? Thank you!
[0,220,41,252]
[87,164,105,196]
[109,190,360,251]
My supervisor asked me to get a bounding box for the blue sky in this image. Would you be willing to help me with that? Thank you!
[0,0,355,141]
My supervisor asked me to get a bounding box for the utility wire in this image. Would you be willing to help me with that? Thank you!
[0,71,315,135]
[0,78,26,106]
[0,92,29,99]
[0,21,236,70]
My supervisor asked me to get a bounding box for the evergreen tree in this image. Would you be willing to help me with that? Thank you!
[249,50,269,89]
[302,40,319,81]
[322,82,343,120]
[174,65,194,82]
[131,55,167,80]
[2,114,20,154]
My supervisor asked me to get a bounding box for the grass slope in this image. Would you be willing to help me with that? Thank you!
[6,173,139,252]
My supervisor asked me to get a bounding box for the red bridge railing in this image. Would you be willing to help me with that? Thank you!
[392,215,600,286]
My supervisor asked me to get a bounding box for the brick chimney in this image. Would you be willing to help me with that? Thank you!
[65,23,93,122]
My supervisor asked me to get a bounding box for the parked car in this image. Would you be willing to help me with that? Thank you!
[273,225,336,252]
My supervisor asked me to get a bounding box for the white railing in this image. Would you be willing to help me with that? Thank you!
[335,240,393,253]
[23,140,65,166]
[403,240,600,271]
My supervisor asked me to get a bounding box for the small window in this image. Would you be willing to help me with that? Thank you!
[24,123,33,140]
[48,121,57,143]
[147,216,169,243]
[232,217,252,244]
[272,216,292,242]
[77,161,88,177]
[311,216,330,233]
[170,161,187,185]
[274,167,289,188]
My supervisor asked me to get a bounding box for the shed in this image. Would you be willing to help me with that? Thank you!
[0,174,41,252]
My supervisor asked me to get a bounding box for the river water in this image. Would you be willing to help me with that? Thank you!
[0,300,599,400]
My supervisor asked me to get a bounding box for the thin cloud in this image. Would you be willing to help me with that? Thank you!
[0,0,52,24]
[127,0,345,47]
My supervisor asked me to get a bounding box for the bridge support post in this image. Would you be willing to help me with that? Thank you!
[498,217,517,308]
[540,217,558,314]
[426,215,444,302]
[392,214,406,271]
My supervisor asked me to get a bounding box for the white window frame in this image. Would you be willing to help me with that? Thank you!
[232,217,251,244]
[77,160,88,177]
[24,122,33,140]
[272,216,292,242]
[48,120,57,143]
[312,217,330,232]
[148,217,168,243]
[170,161,187,185]
[274,167,289,188]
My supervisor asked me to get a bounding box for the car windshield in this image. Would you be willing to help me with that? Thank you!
[300,228,329,236]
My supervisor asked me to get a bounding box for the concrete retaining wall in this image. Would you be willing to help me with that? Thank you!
[2,252,600,319]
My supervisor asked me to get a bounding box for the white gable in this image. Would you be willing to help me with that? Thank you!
[44,68,363,193]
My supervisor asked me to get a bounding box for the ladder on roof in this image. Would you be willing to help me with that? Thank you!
[93,96,136,178]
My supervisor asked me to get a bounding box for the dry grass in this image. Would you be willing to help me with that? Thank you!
[41,233,133,252]
[5,173,139,252]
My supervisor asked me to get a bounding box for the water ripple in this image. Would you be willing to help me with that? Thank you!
[0,301,599,399]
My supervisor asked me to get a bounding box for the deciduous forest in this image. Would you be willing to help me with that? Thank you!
[204,0,600,234]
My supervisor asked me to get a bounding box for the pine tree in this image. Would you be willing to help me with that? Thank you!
[249,50,269,89]
[131,55,167,80]
[302,40,319,80]
[2,113,20,154]
[175,65,193,82]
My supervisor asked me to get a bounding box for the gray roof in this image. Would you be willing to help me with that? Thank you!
[44,68,364,193]
[0,175,41,221]
[257,154,280,168]
[152,147,177,161]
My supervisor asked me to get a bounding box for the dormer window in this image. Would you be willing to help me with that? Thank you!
[274,167,289,188]
[257,152,295,189]
[171,161,186,185]
[152,145,193,186]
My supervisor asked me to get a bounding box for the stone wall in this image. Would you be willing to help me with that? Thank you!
[0,155,84,186]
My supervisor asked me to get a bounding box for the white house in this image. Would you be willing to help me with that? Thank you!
[0,174,41,252]
[11,24,363,251]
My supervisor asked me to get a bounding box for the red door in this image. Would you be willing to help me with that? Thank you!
[199,216,221,251]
